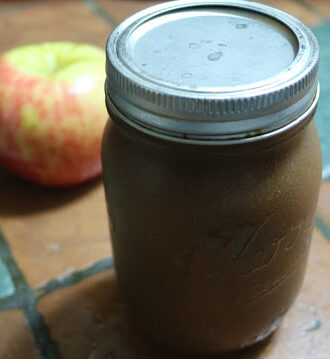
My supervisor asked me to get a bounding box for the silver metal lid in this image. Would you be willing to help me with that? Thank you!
[105,0,319,141]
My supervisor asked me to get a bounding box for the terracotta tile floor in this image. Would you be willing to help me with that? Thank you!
[0,1,329,358]
[0,310,40,359]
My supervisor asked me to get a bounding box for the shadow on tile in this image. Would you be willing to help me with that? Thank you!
[37,270,273,359]
[0,166,102,216]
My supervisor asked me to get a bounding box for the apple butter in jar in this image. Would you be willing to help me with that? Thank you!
[102,0,321,354]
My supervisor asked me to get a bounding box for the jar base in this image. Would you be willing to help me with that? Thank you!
[144,316,284,358]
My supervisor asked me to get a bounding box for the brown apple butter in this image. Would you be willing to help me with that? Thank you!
[103,0,321,354]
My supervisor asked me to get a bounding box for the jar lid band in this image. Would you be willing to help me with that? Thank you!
[106,0,319,141]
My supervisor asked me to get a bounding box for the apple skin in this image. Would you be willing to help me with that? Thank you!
[0,42,108,186]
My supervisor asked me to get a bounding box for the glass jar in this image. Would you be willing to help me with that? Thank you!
[103,0,321,354]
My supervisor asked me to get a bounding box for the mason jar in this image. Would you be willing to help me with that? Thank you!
[102,0,321,354]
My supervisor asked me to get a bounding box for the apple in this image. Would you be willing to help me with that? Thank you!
[0,42,108,186]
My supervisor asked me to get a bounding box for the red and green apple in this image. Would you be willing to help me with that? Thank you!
[0,42,108,186]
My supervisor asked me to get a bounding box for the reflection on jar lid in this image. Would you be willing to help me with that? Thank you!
[105,0,319,142]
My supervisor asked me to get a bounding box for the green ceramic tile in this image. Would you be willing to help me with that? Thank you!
[0,259,15,299]
[313,23,330,180]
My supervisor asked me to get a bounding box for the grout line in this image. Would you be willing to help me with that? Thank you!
[0,236,31,293]
[295,0,328,22]
[0,230,63,359]
[23,303,62,359]
[0,294,20,312]
[0,0,56,16]
[35,257,114,300]
[84,0,118,27]
[315,216,330,242]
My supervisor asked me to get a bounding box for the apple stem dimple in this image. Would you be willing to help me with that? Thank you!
[45,52,58,74]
